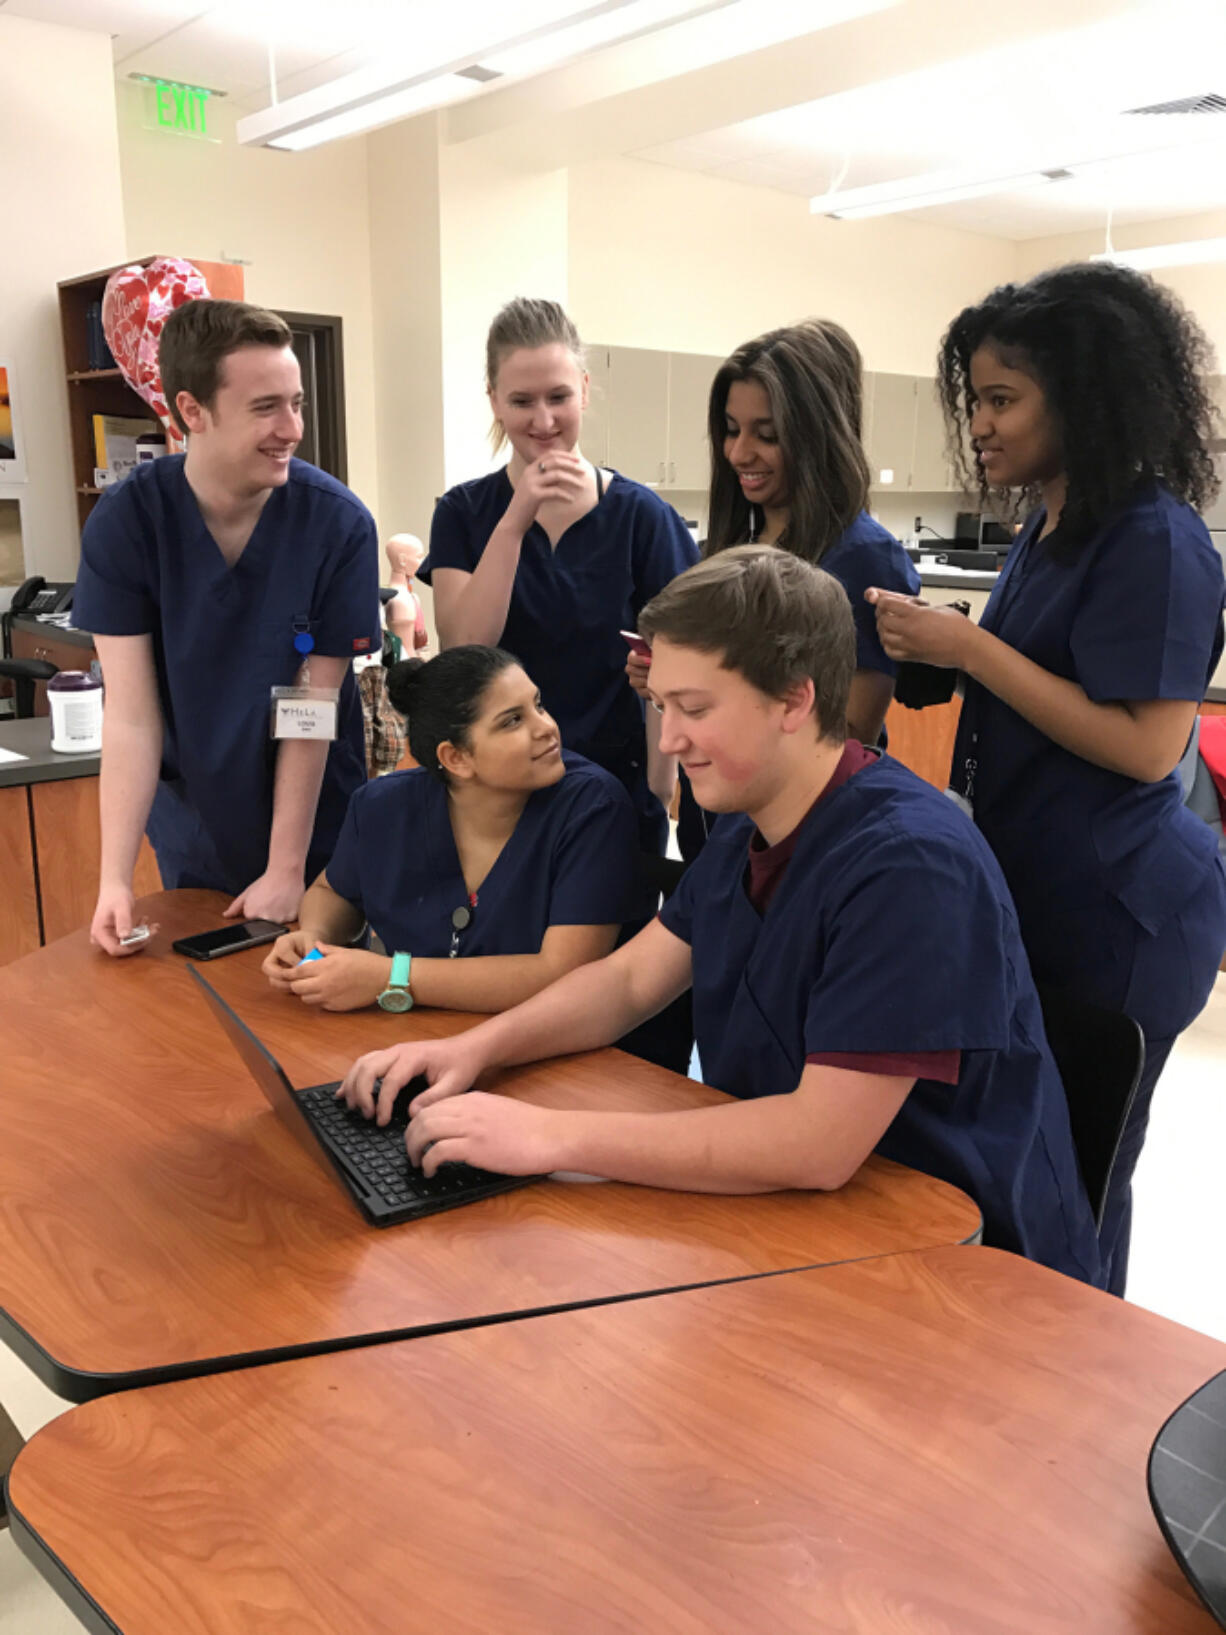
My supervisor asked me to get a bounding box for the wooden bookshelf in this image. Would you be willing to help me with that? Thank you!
[58,258,244,536]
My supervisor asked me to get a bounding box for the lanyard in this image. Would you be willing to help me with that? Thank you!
[449,892,479,958]
[292,613,315,688]
[953,510,1043,803]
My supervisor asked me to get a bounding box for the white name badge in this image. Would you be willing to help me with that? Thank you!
[270,685,339,741]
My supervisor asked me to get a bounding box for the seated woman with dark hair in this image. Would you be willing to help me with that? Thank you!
[263,646,639,1014]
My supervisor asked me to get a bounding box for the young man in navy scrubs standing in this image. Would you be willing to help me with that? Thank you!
[74,300,379,955]
[338,546,1102,1287]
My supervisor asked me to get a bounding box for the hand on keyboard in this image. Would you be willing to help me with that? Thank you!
[336,1035,489,1126]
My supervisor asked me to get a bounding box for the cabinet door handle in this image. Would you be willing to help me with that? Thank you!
[658,461,665,484]
[669,461,676,484]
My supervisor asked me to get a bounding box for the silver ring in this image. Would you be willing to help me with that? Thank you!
[539,460,546,472]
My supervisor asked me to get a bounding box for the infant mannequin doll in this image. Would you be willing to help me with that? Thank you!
[384,533,429,656]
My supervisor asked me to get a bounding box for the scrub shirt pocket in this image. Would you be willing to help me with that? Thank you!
[710,973,805,1100]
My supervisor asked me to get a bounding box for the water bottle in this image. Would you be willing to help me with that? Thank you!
[48,670,103,754]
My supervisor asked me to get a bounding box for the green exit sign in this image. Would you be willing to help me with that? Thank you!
[131,75,223,142]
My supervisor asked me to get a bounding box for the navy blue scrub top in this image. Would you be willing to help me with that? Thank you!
[423,468,699,846]
[324,750,639,957]
[951,483,1226,1032]
[676,511,919,859]
[821,511,921,676]
[660,754,1102,1284]
[73,455,380,893]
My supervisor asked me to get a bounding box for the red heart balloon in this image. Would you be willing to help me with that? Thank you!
[102,258,211,453]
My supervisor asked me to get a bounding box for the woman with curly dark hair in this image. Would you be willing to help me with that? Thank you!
[867,261,1226,1295]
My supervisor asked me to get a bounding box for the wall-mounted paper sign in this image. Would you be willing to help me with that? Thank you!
[0,364,27,483]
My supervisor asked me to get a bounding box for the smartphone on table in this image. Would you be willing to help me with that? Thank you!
[171,921,289,961]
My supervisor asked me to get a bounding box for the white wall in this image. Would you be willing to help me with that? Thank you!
[116,84,381,528]
[0,16,127,586]
[568,157,1018,374]
[437,147,570,488]
[1016,211,1226,366]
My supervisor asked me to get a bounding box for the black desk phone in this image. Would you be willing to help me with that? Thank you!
[10,577,75,617]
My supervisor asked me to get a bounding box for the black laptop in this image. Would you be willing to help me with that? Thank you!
[187,966,541,1226]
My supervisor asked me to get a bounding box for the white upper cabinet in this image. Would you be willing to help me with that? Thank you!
[866,372,966,493]
[866,372,917,491]
[911,377,956,492]
[589,345,724,489]
[604,346,670,483]
[588,347,970,495]
[666,351,723,490]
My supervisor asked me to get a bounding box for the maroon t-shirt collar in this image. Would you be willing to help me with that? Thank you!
[745,740,877,916]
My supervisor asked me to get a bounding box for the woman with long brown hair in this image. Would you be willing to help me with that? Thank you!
[704,319,920,746]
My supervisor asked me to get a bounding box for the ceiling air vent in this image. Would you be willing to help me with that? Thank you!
[455,64,503,82]
[1124,92,1226,115]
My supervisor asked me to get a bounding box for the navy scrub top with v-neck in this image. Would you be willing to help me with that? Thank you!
[322,751,638,957]
[950,483,1226,1036]
[659,753,1101,1284]
[73,455,380,892]
[423,468,698,846]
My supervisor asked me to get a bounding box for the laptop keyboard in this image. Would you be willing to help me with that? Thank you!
[297,1083,498,1208]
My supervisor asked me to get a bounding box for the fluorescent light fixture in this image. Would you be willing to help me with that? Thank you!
[815,129,1226,223]
[239,0,738,150]
[1092,236,1226,271]
[814,166,1066,220]
[268,76,480,151]
[479,0,734,77]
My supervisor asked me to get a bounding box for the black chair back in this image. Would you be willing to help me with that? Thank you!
[0,657,58,720]
[1036,982,1145,1231]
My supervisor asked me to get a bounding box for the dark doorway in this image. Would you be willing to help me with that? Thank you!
[277,311,348,484]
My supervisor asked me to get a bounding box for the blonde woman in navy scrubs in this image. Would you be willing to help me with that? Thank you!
[422,297,698,855]
[263,646,638,1013]
[868,262,1226,1294]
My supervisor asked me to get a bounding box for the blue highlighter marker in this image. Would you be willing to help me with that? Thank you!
[297,947,324,966]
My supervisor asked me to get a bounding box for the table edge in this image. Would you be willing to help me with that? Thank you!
[0,1230,983,1401]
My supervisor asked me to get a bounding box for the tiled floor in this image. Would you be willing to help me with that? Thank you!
[3,972,1225,1631]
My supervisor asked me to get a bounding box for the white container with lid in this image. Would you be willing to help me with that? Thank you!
[48,669,103,754]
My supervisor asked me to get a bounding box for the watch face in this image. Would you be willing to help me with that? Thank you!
[378,988,413,1014]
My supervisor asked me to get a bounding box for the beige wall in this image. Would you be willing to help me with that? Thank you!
[367,114,446,551]
[437,147,570,489]
[0,16,127,586]
[116,84,381,528]
[1016,211,1226,366]
[568,157,1019,374]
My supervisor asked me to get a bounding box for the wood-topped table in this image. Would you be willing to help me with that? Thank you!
[10,1246,1224,1635]
[0,891,979,1400]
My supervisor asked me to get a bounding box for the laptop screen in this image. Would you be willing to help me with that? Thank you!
[186,965,328,1167]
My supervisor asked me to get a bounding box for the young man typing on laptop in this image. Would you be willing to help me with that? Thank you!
[337,546,1101,1284]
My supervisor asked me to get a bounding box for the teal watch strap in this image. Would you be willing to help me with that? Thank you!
[378,951,413,1013]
